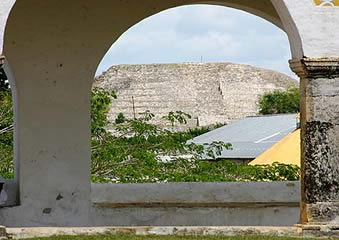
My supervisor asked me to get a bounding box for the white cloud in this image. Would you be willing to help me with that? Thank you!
[96,4,296,78]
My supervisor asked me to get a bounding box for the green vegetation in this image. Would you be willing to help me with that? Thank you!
[0,66,13,179]
[90,88,299,183]
[93,160,299,183]
[18,234,334,240]
[0,85,300,182]
[91,88,233,183]
[259,88,300,115]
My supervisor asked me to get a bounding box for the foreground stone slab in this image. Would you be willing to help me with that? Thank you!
[6,226,302,239]
[8,226,339,239]
[0,226,6,239]
[298,224,339,239]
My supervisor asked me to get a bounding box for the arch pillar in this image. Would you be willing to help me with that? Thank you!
[290,58,339,227]
[1,55,93,226]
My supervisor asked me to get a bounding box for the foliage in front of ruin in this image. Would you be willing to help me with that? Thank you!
[90,88,232,182]
[90,88,300,183]
[259,88,300,115]
[0,85,300,182]
[0,67,14,179]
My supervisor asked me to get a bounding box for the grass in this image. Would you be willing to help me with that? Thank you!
[22,235,335,240]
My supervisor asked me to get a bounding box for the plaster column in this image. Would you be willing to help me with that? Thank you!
[2,53,93,226]
[290,58,339,225]
[10,59,92,226]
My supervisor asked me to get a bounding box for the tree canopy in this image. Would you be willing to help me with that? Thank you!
[258,88,300,115]
[0,63,14,179]
[0,84,300,182]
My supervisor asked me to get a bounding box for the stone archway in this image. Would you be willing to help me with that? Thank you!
[0,0,337,230]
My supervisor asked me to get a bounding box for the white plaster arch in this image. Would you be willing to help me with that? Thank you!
[2,0,304,71]
[89,0,304,72]
[0,0,19,195]
[0,0,303,226]
[7,0,339,63]
[191,1,284,29]
[271,0,304,59]
[0,0,15,56]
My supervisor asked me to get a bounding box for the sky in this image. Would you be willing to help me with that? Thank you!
[96,4,296,78]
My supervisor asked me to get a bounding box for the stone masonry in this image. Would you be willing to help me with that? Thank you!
[94,63,298,129]
[290,58,339,226]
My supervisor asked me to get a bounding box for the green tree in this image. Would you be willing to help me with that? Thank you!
[259,88,300,115]
[90,96,233,182]
[90,88,299,183]
[0,62,14,178]
[0,62,9,91]
[115,113,126,124]
[0,85,300,182]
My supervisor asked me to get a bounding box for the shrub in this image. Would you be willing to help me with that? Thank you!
[0,64,14,178]
[90,88,299,183]
[92,160,300,183]
[259,88,300,115]
[115,113,126,124]
[0,85,301,182]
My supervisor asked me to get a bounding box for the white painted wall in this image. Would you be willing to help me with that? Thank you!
[281,0,339,58]
[0,0,15,55]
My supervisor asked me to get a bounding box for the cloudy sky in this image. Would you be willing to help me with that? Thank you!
[96,4,296,78]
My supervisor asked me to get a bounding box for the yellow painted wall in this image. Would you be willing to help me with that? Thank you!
[313,0,339,6]
[250,129,300,166]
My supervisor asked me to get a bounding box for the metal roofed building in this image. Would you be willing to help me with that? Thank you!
[190,114,298,163]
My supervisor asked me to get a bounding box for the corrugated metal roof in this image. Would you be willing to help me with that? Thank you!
[190,114,298,159]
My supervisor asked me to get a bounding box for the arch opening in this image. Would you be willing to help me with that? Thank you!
[96,4,296,78]
[89,4,301,227]
[86,1,304,80]
[0,56,18,207]
[92,4,300,185]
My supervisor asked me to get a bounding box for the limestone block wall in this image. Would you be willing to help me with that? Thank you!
[94,63,298,129]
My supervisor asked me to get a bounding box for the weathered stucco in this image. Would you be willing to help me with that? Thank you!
[0,181,300,227]
[290,58,339,226]
[4,226,303,239]
[281,1,339,58]
[89,182,300,227]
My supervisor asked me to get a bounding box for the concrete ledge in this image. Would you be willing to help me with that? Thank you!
[9,225,339,239]
[94,202,299,208]
[0,181,301,227]
[5,226,302,239]
[91,206,300,226]
[91,181,301,207]
[90,181,301,226]
[8,225,339,239]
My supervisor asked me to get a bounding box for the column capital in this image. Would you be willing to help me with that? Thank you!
[289,58,339,79]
